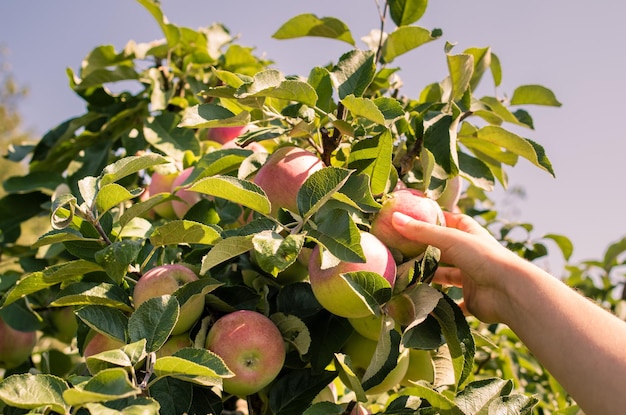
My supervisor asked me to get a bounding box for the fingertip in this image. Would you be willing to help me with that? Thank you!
[391,211,412,227]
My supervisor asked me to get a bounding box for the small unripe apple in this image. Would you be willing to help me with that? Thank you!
[171,167,202,219]
[49,306,78,344]
[400,349,435,386]
[205,310,286,396]
[0,318,37,369]
[371,189,445,258]
[342,331,409,395]
[206,125,248,144]
[133,264,204,335]
[348,314,402,341]
[147,170,178,219]
[436,175,462,212]
[253,146,324,216]
[156,333,193,358]
[83,332,125,358]
[308,232,397,319]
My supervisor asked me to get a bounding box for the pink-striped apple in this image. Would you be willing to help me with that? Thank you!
[205,310,286,396]
[0,318,36,369]
[253,146,324,216]
[206,125,248,144]
[371,189,445,258]
[84,332,125,358]
[308,232,397,319]
[147,170,178,219]
[171,167,202,218]
[133,264,204,335]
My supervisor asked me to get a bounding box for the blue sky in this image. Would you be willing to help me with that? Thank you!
[1,0,625,272]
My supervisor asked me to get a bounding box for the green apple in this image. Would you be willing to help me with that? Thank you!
[205,310,286,397]
[156,332,193,358]
[400,348,435,386]
[83,332,125,358]
[133,264,204,335]
[341,331,409,395]
[0,318,37,369]
[371,189,445,258]
[49,306,78,344]
[308,232,397,319]
[253,146,324,216]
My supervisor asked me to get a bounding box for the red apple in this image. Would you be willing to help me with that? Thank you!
[370,189,445,258]
[0,318,37,369]
[205,310,286,396]
[171,167,203,219]
[206,125,248,144]
[83,332,125,358]
[341,331,409,395]
[147,170,179,219]
[133,264,204,335]
[308,232,397,319]
[253,146,324,216]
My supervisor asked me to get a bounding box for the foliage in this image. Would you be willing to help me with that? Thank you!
[0,0,592,414]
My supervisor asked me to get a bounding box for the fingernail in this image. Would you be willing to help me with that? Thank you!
[391,212,411,226]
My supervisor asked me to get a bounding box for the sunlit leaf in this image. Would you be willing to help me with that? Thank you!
[272,14,355,45]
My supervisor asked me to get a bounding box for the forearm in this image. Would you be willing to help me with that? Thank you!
[498,258,626,414]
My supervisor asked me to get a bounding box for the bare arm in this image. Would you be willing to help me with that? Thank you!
[391,211,626,415]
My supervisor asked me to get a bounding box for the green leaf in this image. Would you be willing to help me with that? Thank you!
[76,305,129,344]
[144,112,201,159]
[100,153,169,186]
[235,70,319,106]
[0,374,70,414]
[149,220,222,247]
[83,397,161,415]
[361,324,402,392]
[347,130,393,195]
[465,47,492,91]
[402,382,462,413]
[3,171,65,194]
[269,369,339,415]
[490,52,503,87]
[297,167,353,219]
[388,0,428,26]
[423,113,459,176]
[188,175,271,215]
[94,183,137,218]
[307,209,365,263]
[63,368,141,406]
[195,148,255,177]
[477,125,555,176]
[272,14,355,45]
[381,26,440,63]
[335,353,367,402]
[154,348,233,387]
[542,233,574,261]
[447,53,474,101]
[129,295,179,353]
[200,236,254,274]
[457,151,496,192]
[94,240,142,285]
[331,50,376,99]
[52,282,133,313]
[271,312,311,356]
[510,84,562,107]
[178,104,250,128]
[341,94,385,125]
[76,66,139,90]
[252,231,305,277]
[42,259,104,284]
[335,174,382,213]
[455,378,515,414]
[343,271,393,313]
[308,67,334,113]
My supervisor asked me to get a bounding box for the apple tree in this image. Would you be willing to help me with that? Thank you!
[0,0,580,414]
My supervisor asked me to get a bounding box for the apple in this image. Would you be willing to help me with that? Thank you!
[348,314,385,341]
[171,167,202,219]
[436,175,462,212]
[156,333,193,358]
[253,146,324,216]
[206,125,248,144]
[0,318,37,369]
[308,232,397,319]
[133,264,204,335]
[400,348,435,386]
[370,189,445,258]
[147,170,179,219]
[49,306,78,344]
[341,331,409,395]
[83,332,125,358]
[204,310,286,396]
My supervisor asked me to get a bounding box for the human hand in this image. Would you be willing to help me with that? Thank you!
[391,211,524,323]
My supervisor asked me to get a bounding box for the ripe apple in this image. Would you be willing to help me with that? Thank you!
[370,189,445,258]
[147,170,179,219]
[206,125,248,144]
[171,167,202,219]
[253,146,324,216]
[156,333,193,358]
[341,331,409,395]
[83,332,125,358]
[0,318,37,369]
[204,310,286,396]
[400,348,435,386]
[436,175,462,212]
[308,232,397,319]
[133,264,204,335]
